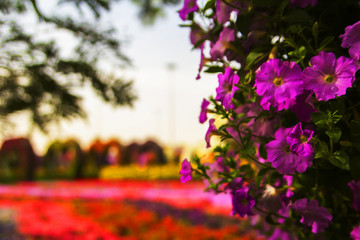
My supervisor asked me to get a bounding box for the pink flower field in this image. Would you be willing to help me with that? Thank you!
[0,180,262,239]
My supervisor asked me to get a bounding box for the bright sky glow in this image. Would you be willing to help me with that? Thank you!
[2,0,219,154]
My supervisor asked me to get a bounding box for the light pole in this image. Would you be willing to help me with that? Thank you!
[167,63,176,145]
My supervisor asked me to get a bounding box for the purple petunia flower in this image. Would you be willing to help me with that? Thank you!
[269,228,297,240]
[293,198,332,234]
[215,0,248,24]
[196,43,208,80]
[351,225,360,240]
[210,28,236,61]
[236,103,279,138]
[204,156,230,187]
[265,127,313,174]
[290,0,317,8]
[199,99,210,124]
[303,51,357,101]
[286,122,314,157]
[340,21,360,61]
[215,67,240,110]
[255,59,303,111]
[205,118,217,148]
[290,90,317,122]
[179,0,199,21]
[189,23,204,46]
[226,177,244,193]
[231,186,255,217]
[179,158,193,183]
[349,180,360,211]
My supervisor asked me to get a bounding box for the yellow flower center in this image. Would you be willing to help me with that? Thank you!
[284,145,291,153]
[241,198,249,205]
[300,135,308,143]
[324,74,334,83]
[273,77,283,86]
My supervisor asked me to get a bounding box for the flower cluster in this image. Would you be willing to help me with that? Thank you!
[179,0,360,239]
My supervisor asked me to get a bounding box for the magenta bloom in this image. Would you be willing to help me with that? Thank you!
[215,0,247,24]
[341,21,360,61]
[204,156,229,185]
[236,103,278,138]
[290,90,317,122]
[199,99,210,124]
[303,51,357,101]
[179,158,193,183]
[286,123,314,157]
[351,225,360,240]
[290,0,317,7]
[179,0,198,21]
[349,180,360,211]
[269,228,297,240]
[293,198,332,234]
[231,187,255,217]
[265,127,313,174]
[215,67,240,110]
[205,118,217,148]
[196,43,207,80]
[189,23,204,46]
[255,59,303,111]
[210,28,236,61]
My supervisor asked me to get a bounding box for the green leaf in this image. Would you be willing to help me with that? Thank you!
[265,214,280,225]
[310,112,328,129]
[315,141,329,159]
[239,164,252,172]
[317,36,335,51]
[326,127,341,143]
[239,146,256,156]
[204,66,224,73]
[259,142,268,159]
[312,22,319,38]
[329,150,350,170]
[203,0,215,11]
[256,167,270,187]
[246,52,264,66]
[218,124,229,133]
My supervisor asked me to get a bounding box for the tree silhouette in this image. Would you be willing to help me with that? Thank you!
[0,0,179,133]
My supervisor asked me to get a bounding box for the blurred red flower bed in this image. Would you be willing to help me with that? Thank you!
[0,180,262,239]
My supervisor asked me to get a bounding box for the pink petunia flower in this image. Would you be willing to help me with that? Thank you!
[340,21,360,61]
[231,186,255,217]
[215,67,240,110]
[215,0,248,24]
[269,228,297,240]
[265,127,313,174]
[179,158,193,183]
[303,51,357,101]
[210,28,236,61]
[255,59,303,111]
[293,198,333,234]
[351,225,360,240]
[286,122,314,157]
[199,98,210,124]
[349,180,360,211]
[290,90,317,122]
[179,0,199,21]
[205,118,217,148]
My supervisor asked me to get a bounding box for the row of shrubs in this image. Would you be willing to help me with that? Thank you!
[0,137,181,182]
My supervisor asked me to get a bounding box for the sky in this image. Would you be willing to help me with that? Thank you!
[3,0,219,154]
